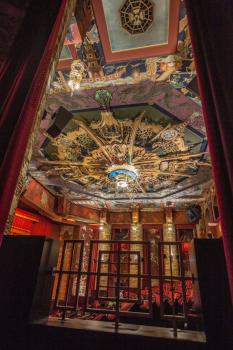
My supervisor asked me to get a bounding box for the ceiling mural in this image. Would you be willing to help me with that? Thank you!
[49,1,199,105]
[29,0,213,209]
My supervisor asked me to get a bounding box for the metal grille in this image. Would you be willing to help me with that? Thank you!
[51,239,199,334]
[158,241,195,336]
[53,240,84,320]
[84,240,152,327]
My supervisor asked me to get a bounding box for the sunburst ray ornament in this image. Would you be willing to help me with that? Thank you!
[39,90,210,199]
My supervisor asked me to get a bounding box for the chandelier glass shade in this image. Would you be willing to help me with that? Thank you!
[108,165,138,190]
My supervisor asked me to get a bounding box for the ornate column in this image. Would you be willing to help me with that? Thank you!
[163,207,179,276]
[130,207,143,288]
[130,223,143,288]
[79,224,96,296]
[98,209,111,292]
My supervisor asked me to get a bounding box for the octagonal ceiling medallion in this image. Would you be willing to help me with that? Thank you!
[91,0,180,63]
[120,0,154,35]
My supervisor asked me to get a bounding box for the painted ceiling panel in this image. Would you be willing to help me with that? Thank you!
[47,82,205,134]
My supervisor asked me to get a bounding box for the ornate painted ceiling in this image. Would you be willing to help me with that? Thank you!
[29,0,213,210]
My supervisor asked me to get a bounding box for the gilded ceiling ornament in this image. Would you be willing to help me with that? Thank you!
[39,90,211,200]
[120,0,154,35]
[49,71,70,94]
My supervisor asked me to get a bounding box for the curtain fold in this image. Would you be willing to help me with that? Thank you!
[185,0,233,302]
[0,0,68,243]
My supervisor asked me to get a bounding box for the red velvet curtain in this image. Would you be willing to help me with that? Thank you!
[185,0,233,302]
[0,0,68,243]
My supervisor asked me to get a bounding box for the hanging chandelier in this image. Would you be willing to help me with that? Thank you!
[108,165,138,190]
[68,60,85,93]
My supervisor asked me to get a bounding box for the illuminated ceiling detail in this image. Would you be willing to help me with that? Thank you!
[68,60,85,93]
[120,0,154,35]
[29,2,212,209]
[36,90,210,206]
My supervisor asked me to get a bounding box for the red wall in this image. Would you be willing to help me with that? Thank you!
[108,211,132,224]
[31,215,59,239]
[11,208,59,239]
[23,178,56,215]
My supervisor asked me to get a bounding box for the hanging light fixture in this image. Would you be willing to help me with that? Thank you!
[68,60,85,94]
[117,179,128,188]
[107,165,137,192]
